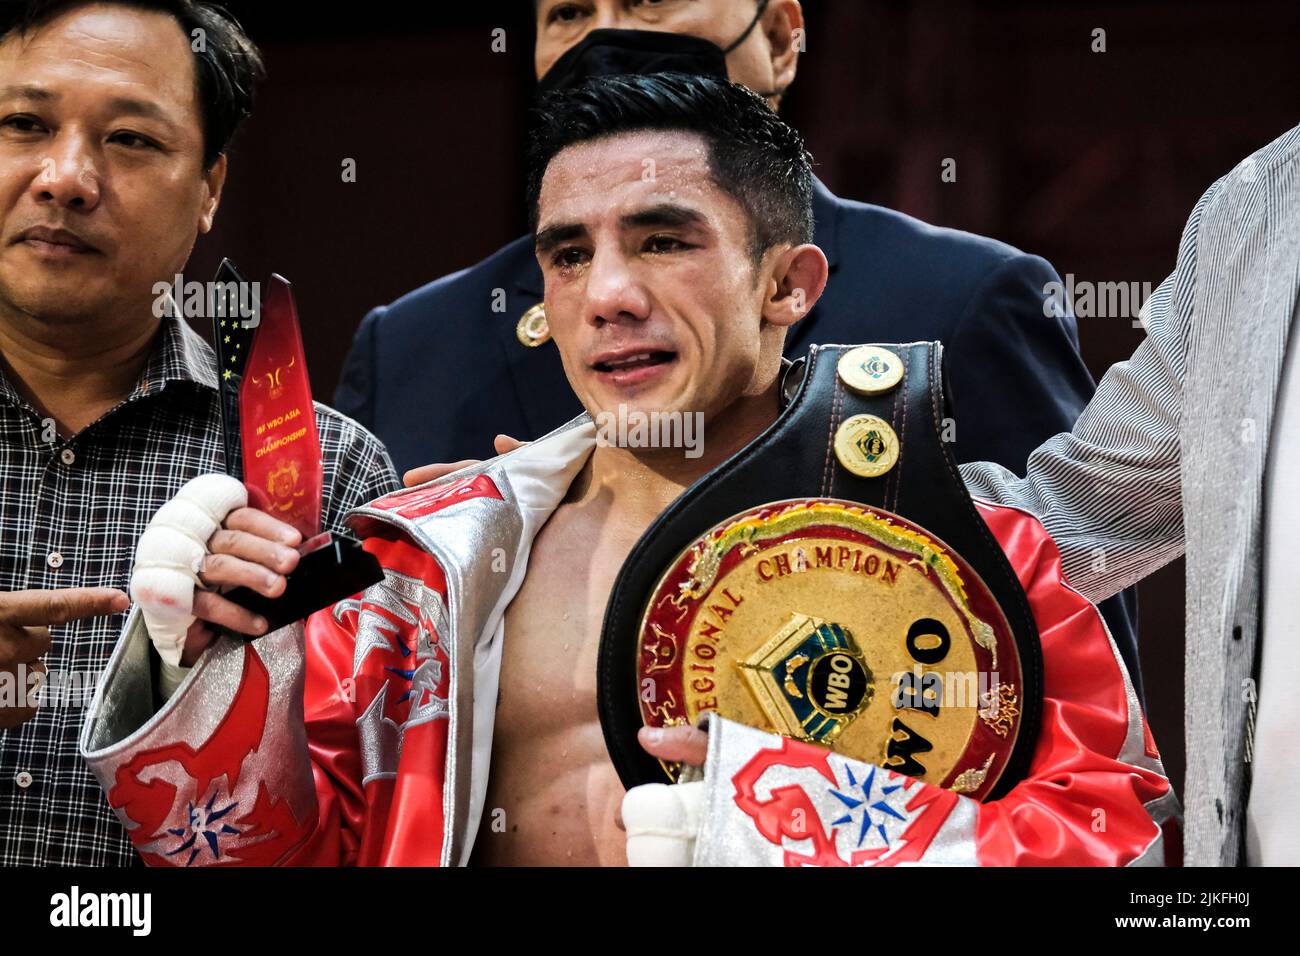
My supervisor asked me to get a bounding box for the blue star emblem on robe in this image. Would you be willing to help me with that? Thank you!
[166,790,240,866]
[828,764,907,848]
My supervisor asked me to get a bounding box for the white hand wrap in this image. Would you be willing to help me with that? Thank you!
[130,474,248,676]
[622,781,704,867]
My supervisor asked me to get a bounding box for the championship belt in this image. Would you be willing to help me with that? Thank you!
[597,343,1043,801]
[212,260,383,632]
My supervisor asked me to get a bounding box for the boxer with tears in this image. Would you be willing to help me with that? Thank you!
[82,74,1177,867]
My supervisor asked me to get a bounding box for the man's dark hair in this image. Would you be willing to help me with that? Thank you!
[526,72,814,264]
[0,0,264,170]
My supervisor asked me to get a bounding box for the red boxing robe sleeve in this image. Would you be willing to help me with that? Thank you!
[290,532,456,866]
[84,531,457,868]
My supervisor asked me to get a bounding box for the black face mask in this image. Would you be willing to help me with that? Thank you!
[536,0,783,98]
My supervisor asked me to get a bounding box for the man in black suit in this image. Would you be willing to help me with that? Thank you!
[332,0,1142,697]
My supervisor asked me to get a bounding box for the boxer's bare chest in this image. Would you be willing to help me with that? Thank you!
[469,499,646,866]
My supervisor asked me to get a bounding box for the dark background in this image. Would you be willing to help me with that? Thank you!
[196,0,1300,800]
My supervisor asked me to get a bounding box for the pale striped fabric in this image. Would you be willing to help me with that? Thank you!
[962,122,1300,866]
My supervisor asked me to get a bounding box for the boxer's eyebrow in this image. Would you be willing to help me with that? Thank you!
[535,204,710,254]
[621,204,708,232]
[535,222,588,255]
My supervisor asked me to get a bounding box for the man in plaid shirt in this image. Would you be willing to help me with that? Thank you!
[0,1,399,865]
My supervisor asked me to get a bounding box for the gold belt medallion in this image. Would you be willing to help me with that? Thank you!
[636,498,1023,800]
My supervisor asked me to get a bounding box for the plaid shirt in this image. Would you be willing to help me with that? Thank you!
[0,316,400,866]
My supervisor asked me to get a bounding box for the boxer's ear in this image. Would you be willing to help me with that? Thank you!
[762,243,828,329]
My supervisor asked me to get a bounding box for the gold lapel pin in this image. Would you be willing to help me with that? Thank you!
[516,303,550,348]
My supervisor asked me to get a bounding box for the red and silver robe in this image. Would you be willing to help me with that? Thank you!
[81,418,1180,866]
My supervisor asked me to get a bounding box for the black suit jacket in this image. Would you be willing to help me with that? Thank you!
[334,178,1143,698]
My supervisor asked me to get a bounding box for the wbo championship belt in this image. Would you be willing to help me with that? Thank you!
[597,343,1043,801]
[211,260,383,632]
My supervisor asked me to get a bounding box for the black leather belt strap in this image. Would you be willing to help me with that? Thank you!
[598,342,1043,797]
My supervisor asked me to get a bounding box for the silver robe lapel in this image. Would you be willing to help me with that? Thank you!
[346,414,597,864]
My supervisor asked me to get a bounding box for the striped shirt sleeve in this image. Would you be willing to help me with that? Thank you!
[958,181,1223,604]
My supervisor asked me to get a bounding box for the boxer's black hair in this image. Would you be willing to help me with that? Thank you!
[526,72,814,264]
[0,0,264,170]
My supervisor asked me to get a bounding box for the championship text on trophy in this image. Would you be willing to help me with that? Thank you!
[213,259,383,632]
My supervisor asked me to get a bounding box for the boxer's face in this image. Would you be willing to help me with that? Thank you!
[534,0,796,98]
[536,129,784,429]
[0,4,225,324]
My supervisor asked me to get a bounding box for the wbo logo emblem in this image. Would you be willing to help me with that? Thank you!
[738,613,873,744]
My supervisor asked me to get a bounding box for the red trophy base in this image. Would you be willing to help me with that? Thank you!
[224,532,383,634]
